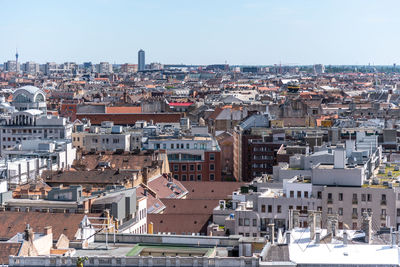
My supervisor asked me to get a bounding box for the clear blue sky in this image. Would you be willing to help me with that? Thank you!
[1,0,399,65]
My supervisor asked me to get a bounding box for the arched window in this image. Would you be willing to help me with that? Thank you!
[35,93,45,102]
[14,93,30,103]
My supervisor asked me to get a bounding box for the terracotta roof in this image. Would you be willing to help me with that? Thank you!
[42,169,135,187]
[0,211,100,241]
[106,106,141,114]
[160,199,219,215]
[182,181,246,200]
[136,186,165,214]
[76,113,182,125]
[79,153,154,170]
[168,102,193,107]
[0,242,21,265]
[148,214,211,235]
[147,175,188,199]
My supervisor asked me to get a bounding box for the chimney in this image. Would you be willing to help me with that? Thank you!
[268,223,275,244]
[315,231,321,245]
[286,231,291,244]
[391,228,396,248]
[44,226,52,236]
[362,212,372,244]
[308,211,315,240]
[142,167,148,185]
[343,231,348,246]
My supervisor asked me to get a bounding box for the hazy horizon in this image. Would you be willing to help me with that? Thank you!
[1,0,400,65]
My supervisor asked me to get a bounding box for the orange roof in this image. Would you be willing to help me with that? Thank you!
[71,81,86,84]
[94,78,109,81]
[106,106,141,114]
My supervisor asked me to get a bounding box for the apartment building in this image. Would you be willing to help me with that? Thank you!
[233,114,284,181]
[145,135,221,181]
[213,138,400,237]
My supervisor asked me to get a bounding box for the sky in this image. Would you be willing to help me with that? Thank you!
[1,0,400,65]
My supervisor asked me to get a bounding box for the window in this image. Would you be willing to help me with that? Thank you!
[328,208,332,214]
[381,209,386,216]
[328,193,332,199]
[209,174,215,181]
[197,164,202,171]
[182,174,187,181]
[317,191,322,199]
[186,143,190,149]
[268,205,272,213]
[338,193,343,201]
[209,153,215,161]
[362,194,366,202]
[189,174,194,181]
[261,205,266,213]
[239,218,243,226]
[277,205,282,213]
[304,191,309,198]
[338,208,343,215]
[181,165,187,172]
[197,174,202,181]
[171,144,174,149]
[289,205,293,210]
[253,233,257,237]
[252,219,257,227]
[173,165,179,172]
[210,164,215,171]
[181,144,184,149]
[244,219,250,226]
[290,191,294,198]
[397,209,400,217]
[162,144,167,149]
[367,194,372,202]
[382,194,386,201]
[297,191,301,198]
[352,208,357,215]
[189,164,195,171]
[113,138,119,144]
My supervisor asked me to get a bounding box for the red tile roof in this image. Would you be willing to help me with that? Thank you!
[182,181,246,200]
[0,211,101,241]
[0,242,21,265]
[106,106,141,114]
[76,113,182,125]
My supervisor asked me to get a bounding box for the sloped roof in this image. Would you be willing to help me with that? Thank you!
[239,114,269,130]
[182,181,246,200]
[0,242,21,265]
[0,212,100,241]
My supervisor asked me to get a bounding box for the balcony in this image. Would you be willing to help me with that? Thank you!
[352,213,358,219]
[352,199,358,205]
[381,214,387,220]
[381,200,387,206]
[327,199,333,204]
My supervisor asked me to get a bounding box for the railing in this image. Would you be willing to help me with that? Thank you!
[381,200,387,206]
[327,199,333,204]
[352,213,358,219]
[352,199,358,204]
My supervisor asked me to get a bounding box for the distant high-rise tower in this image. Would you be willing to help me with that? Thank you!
[15,49,20,73]
[138,49,145,71]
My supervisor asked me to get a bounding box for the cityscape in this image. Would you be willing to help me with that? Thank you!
[2,0,400,266]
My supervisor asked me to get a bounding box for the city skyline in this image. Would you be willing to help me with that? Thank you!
[1,0,400,65]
